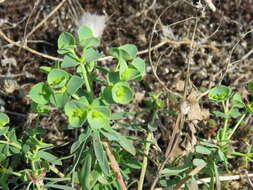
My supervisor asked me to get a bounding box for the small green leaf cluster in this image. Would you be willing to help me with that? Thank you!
[208,85,253,141]
[207,84,253,170]
[29,26,145,129]
[26,25,146,189]
[158,141,227,189]
[0,113,71,189]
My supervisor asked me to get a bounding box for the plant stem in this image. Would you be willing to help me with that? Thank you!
[49,165,65,178]
[0,140,21,150]
[227,114,246,140]
[79,48,92,93]
[0,168,22,177]
[221,101,229,142]
[138,111,156,190]
[138,130,152,190]
[80,63,91,93]
[103,141,127,190]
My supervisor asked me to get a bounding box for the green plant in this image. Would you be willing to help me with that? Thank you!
[208,84,253,167]
[0,112,66,190]
[0,25,146,189]
[154,84,253,190]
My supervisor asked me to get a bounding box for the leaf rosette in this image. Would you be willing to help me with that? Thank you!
[57,32,76,55]
[29,82,52,105]
[87,107,111,130]
[47,69,70,91]
[112,82,133,104]
[64,100,88,128]
[208,85,231,102]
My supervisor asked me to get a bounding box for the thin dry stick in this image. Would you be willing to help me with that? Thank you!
[103,141,127,190]
[219,29,253,85]
[25,0,69,40]
[204,0,216,12]
[0,30,62,62]
[148,1,183,100]
[0,29,218,65]
[23,0,41,41]
[196,173,253,185]
[150,15,199,190]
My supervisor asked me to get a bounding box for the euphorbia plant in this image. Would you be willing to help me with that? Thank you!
[208,84,253,168]
[28,25,146,188]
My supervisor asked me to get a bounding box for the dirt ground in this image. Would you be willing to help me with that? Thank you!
[1,0,253,189]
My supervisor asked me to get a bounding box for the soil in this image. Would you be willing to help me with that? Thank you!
[1,0,253,189]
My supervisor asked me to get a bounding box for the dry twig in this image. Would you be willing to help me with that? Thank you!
[0,30,62,62]
[25,0,69,40]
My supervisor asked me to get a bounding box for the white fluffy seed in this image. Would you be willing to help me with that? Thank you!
[77,12,107,38]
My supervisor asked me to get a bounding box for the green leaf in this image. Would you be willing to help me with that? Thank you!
[38,151,62,165]
[64,100,88,128]
[71,129,90,154]
[40,66,52,74]
[78,26,100,48]
[31,102,50,114]
[78,26,93,39]
[61,54,80,68]
[70,141,80,154]
[78,129,91,143]
[120,67,140,81]
[102,130,136,155]
[86,61,95,73]
[195,145,212,155]
[247,81,253,94]
[88,170,100,189]
[57,32,76,54]
[108,47,120,59]
[213,111,230,119]
[118,59,128,74]
[218,149,226,162]
[130,58,145,75]
[193,158,206,167]
[107,72,120,85]
[0,113,9,127]
[231,93,245,108]
[92,131,110,174]
[50,92,70,109]
[87,107,111,130]
[102,86,115,105]
[122,160,142,169]
[246,102,253,114]
[160,166,189,177]
[208,85,231,102]
[66,75,83,95]
[199,141,218,148]
[0,127,9,136]
[112,82,133,104]
[85,48,103,63]
[108,44,137,60]
[47,69,69,89]
[118,44,137,60]
[229,108,241,118]
[29,82,52,105]
[79,96,90,106]
[111,112,131,120]
[80,152,92,190]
